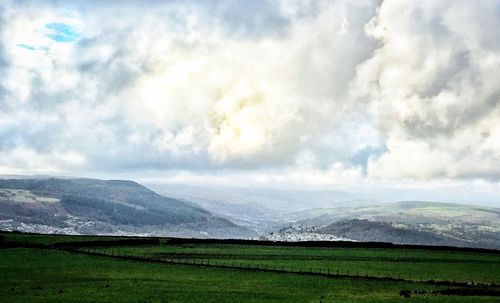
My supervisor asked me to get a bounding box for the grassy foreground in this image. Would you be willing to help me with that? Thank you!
[1,232,500,302]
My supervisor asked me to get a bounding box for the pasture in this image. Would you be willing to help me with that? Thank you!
[1,231,500,302]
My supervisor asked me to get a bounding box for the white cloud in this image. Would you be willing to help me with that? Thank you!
[0,0,378,174]
[137,162,364,189]
[1,0,500,195]
[115,0,379,168]
[356,0,500,180]
[0,146,85,174]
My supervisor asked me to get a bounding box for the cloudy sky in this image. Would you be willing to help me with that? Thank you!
[1,0,500,204]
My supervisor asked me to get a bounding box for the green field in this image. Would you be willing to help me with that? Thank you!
[1,232,500,302]
[95,243,500,284]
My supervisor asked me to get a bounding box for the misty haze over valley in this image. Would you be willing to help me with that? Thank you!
[2,175,500,250]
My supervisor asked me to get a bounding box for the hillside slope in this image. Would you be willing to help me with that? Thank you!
[0,178,256,238]
[270,201,500,249]
[317,219,466,246]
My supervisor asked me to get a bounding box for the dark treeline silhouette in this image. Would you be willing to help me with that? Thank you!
[51,238,160,248]
[2,230,499,254]
[166,237,500,254]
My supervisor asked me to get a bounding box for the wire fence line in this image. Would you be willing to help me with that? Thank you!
[65,247,498,288]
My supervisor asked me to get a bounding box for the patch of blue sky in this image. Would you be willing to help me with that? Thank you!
[16,44,49,52]
[16,44,36,50]
[45,22,81,42]
[350,143,388,174]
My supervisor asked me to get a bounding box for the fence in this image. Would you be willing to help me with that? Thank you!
[63,247,497,288]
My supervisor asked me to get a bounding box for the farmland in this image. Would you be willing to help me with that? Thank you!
[1,231,500,302]
[95,243,500,284]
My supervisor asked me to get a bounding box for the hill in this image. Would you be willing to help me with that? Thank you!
[0,178,256,238]
[268,201,500,249]
[316,219,465,246]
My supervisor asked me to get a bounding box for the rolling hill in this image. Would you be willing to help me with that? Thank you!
[268,201,500,249]
[0,177,256,238]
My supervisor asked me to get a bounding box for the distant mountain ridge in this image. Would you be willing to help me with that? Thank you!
[0,177,256,238]
[267,201,500,249]
[2,176,499,248]
[288,200,500,226]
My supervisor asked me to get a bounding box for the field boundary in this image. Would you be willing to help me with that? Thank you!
[3,233,499,289]
[3,231,500,254]
[63,246,498,288]
[165,237,500,254]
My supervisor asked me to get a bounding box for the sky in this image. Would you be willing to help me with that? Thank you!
[1,0,500,205]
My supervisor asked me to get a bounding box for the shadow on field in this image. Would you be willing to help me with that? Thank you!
[434,287,500,296]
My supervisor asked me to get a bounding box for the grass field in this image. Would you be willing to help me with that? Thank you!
[1,232,500,302]
[94,243,500,284]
